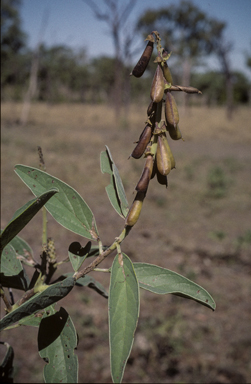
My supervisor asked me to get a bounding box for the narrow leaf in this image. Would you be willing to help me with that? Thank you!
[105,146,129,216]
[109,254,139,383]
[133,263,216,310]
[0,189,58,251]
[38,306,78,383]
[0,277,75,332]
[100,146,129,218]
[68,241,91,272]
[14,165,98,240]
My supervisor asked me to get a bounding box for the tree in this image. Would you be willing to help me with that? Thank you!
[34,44,89,102]
[1,0,27,91]
[137,0,225,110]
[214,38,234,119]
[192,70,250,106]
[245,42,251,104]
[82,0,138,121]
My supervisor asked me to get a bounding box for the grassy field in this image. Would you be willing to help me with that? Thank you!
[1,101,251,383]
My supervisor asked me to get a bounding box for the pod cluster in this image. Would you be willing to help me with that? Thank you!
[125,31,201,228]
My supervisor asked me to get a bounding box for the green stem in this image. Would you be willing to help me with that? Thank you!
[42,207,47,249]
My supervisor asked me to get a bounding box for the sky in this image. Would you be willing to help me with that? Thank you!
[20,0,251,78]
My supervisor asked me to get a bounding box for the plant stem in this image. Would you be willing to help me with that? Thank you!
[42,207,47,249]
[93,268,110,273]
[73,227,129,281]
[0,286,12,313]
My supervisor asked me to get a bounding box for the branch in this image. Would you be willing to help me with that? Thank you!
[82,0,110,22]
[118,0,137,29]
[74,227,130,281]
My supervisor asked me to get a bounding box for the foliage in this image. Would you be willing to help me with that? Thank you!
[1,0,28,94]
[246,42,251,70]
[137,0,225,59]
[0,31,217,383]
[1,0,250,106]
[191,71,250,105]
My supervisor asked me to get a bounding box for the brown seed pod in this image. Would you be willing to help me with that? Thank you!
[167,124,182,140]
[147,100,157,116]
[125,191,145,227]
[131,41,154,78]
[156,135,171,176]
[150,64,165,103]
[130,125,152,159]
[135,155,154,193]
[165,91,179,129]
[162,61,173,84]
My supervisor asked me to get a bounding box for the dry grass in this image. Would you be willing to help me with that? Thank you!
[1,102,251,383]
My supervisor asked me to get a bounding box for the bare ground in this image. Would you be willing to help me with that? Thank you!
[1,102,251,383]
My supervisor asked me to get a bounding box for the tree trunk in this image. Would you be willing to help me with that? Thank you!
[181,56,192,114]
[225,72,233,120]
[19,48,40,126]
[113,57,123,122]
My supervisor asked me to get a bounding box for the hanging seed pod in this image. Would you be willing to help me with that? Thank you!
[125,191,145,227]
[162,61,173,84]
[130,125,152,159]
[163,134,175,169]
[147,100,157,116]
[157,167,168,187]
[167,124,183,140]
[131,40,154,78]
[135,155,154,193]
[156,135,171,176]
[150,64,164,103]
[165,91,179,129]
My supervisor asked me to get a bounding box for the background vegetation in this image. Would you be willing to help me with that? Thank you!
[1,0,251,110]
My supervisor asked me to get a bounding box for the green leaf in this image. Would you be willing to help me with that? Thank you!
[60,273,108,299]
[0,277,75,332]
[8,235,33,259]
[133,263,216,310]
[68,241,91,272]
[0,342,14,382]
[100,146,129,218]
[0,235,32,290]
[14,165,98,241]
[0,189,58,251]
[0,269,30,291]
[109,254,139,383]
[17,312,43,327]
[4,311,43,330]
[1,243,23,276]
[38,306,78,383]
